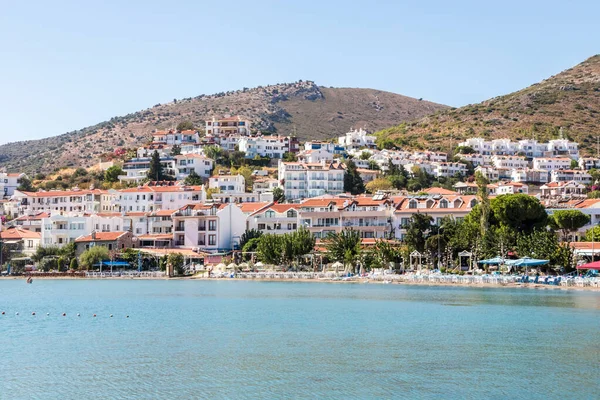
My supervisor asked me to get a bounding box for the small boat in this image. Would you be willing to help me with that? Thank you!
[26,277,33,284]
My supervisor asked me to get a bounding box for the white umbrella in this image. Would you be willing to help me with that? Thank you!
[332,261,344,272]
[239,262,249,268]
[255,261,264,268]
[226,263,237,270]
[215,263,227,271]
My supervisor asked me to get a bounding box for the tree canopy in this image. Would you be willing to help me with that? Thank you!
[183,170,203,186]
[104,165,124,183]
[343,159,365,195]
[551,210,590,240]
[176,121,195,132]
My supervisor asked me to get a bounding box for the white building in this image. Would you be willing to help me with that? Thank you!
[119,157,177,184]
[113,183,205,213]
[550,169,592,184]
[278,160,346,200]
[152,129,200,145]
[238,135,296,159]
[475,166,500,182]
[458,137,579,159]
[578,157,600,171]
[0,172,27,198]
[208,175,245,194]
[40,213,124,247]
[172,203,246,251]
[510,168,550,183]
[338,128,376,150]
[488,182,528,195]
[174,154,214,180]
[456,153,490,167]
[298,148,334,163]
[252,178,279,195]
[532,157,572,171]
[205,116,250,136]
[491,155,529,170]
[247,203,300,235]
[431,162,467,178]
[12,188,105,217]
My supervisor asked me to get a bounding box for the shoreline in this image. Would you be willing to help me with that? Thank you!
[2,275,599,291]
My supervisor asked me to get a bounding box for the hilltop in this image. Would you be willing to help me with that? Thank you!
[0,81,447,173]
[376,55,600,154]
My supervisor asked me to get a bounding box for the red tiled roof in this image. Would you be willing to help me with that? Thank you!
[0,227,41,240]
[75,231,129,243]
[138,234,173,240]
[14,212,49,221]
[237,202,272,213]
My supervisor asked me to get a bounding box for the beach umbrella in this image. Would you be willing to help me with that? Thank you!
[506,257,549,267]
[576,260,600,270]
[332,261,343,272]
[226,263,237,270]
[215,263,227,271]
[254,261,264,269]
[477,256,506,265]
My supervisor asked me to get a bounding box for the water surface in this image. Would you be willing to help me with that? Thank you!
[1,280,598,399]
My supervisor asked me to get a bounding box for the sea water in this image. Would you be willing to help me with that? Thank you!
[0,280,598,399]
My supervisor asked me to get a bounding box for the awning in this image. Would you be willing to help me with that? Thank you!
[506,257,549,267]
[576,260,600,270]
[478,257,506,265]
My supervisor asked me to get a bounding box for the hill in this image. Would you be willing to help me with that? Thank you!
[375,55,600,155]
[0,81,447,174]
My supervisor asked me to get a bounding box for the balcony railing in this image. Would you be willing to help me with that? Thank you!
[175,225,185,232]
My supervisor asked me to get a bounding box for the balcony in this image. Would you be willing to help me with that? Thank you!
[198,225,206,231]
[174,241,185,246]
[175,225,185,232]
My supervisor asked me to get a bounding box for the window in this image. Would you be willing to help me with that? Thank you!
[258,223,266,230]
[286,210,297,218]
[265,210,275,218]
[208,235,216,246]
[208,220,217,231]
[408,200,417,209]
[439,199,448,208]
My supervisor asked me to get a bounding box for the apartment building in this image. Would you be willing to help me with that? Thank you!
[459,137,579,159]
[171,203,246,251]
[74,231,134,256]
[40,213,124,247]
[532,157,572,171]
[278,160,345,200]
[113,182,205,213]
[304,141,346,155]
[394,194,479,240]
[550,169,592,184]
[0,172,27,198]
[152,129,200,145]
[252,178,279,194]
[578,157,600,170]
[238,135,297,159]
[205,116,250,136]
[174,154,214,180]
[540,181,587,198]
[208,175,245,193]
[338,128,376,150]
[298,195,394,239]
[491,155,529,170]
[431,162,468,178]
[119,156,177,184]
[510,168,550,184]
[0,227,41,256]
[12,188,104,216]
[247,203,300,235]
[298,149,334,163]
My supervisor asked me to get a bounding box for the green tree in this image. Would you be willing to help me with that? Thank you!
[171,145,182,156]
[73,168,88,178]
[360,151,371,160]
[455,145,475,154]
[290,227,315,263]
[516,229,563,269]
[324,229,361,273]
[240,229,263,250]
[490,194,547,233]
[167,252,185,275]
[404,213,433,253]
[367,160,380,170]
[343,159,365,195]
[551,210,590,241]
[79,246,110,270]
[475,172,490,236]
[147,150,164,181]
[272,187,285,203]
[104,166,124,183]
[373,239,400,269]
[32,246,60,262]
[204,145,224,164]
[256,234,284,265]
[365,177,393,193]
[176,121,195,132]
[283,152,297,162]
[184,170,203,186]
[17,176,34,192]
[69,257,79,270]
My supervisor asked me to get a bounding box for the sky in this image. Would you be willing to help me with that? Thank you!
[0,0,598,145]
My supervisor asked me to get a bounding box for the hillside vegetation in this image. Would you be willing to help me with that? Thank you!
[375,55,600,155]
[0,81,446,174]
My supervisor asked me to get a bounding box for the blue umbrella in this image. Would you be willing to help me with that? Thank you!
[506,257,549,267]
[478,256,506,265]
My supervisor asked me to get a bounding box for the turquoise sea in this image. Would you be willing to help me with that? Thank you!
[0,280,598,399]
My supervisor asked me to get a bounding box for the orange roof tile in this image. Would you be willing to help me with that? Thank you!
[0,227,41,240]
[75,231,129,242]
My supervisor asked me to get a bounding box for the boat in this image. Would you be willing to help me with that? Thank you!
[26,277,32,284]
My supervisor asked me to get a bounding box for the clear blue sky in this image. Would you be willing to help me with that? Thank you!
[0,0,598,145]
